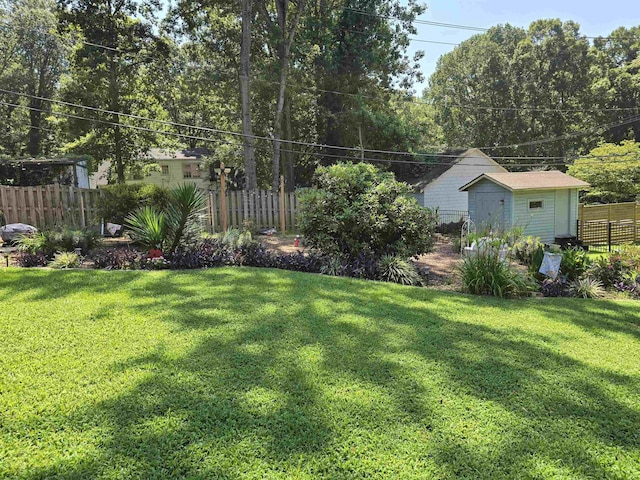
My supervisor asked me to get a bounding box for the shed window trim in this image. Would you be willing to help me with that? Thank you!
[161,164,169,175]
[529,199,544,210]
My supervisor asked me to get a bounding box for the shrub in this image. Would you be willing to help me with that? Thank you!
[16,227,101,257]
[459,252,536,298]
[560,247,591,282]
[14,251,48,267]
[540,278,571,297]
[377,255,422,286]
[125,206,169,250]
[92,249,140,270]
[512,236,543,266]
[96,183,171,224]
[588,254,635,289]
[125,183,206,253]
[297,162,437,259]
[568,277,604,299]
[50,251,81,269]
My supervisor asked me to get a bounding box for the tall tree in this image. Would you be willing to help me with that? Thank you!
[258,0,306,190]
[58,0,168,183]
[0,0,69,157]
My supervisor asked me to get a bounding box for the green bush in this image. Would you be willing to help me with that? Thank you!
[297,162,437,259]
[377,255,422,286]
[49,251,81,269]
[560,247,591,281]
[16,227,101,257]
[512,236,543,266]
[125,183,206,253]
[96,184,171,224]
[588,249,640,289]
[459,251,536,298]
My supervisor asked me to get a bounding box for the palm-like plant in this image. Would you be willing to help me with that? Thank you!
[125,183,206,253]
[125,206,168,250]
[166,183,206,253]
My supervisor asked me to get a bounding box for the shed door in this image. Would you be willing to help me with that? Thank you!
[555,189,571,237]
[476,192,505,228]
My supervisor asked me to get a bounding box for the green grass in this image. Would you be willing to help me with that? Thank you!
[1,268,639,479]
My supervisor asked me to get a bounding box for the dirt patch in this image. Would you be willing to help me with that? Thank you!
[260,234,461,287]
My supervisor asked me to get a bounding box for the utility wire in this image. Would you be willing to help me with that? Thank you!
[69,37,640,113]
[343,7,640,41]
[3,99,640,169]
[8,88,631,162]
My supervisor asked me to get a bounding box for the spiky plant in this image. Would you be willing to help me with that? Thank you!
[377,255,422,286]
[166,183,206,253]
[125,206,169,250]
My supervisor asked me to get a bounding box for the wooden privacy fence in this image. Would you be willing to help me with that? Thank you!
[578,202,639,223]
[0,183,299,233]
[578,202,640,249]
[206,189,298,232]
[0,185,101,229]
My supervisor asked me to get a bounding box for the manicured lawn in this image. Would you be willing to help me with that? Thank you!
[1,268,639,479]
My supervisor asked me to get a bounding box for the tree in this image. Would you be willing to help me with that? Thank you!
[257,0,306,191]
[429,20,596,161]
[0,0,70,157]
[590,27,640,144]
[568,140,640,203]
[58,0,169,183]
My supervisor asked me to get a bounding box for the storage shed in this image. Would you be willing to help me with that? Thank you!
[459,171,590,243]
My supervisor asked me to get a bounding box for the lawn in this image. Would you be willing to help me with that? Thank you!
[1,268,639,479]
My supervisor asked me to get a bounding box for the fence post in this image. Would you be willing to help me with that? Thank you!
[220,162,228,232]
[608,222,612,253]
[280,175,286,233]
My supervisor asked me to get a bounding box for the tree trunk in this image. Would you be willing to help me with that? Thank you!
[28,98,41,157]
[108,53,124,183]
[271,0,305,191]
[240,0,257,190]
[284,93,294,191]
[271,51,288,191]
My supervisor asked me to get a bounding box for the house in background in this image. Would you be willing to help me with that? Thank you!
[132,148,213,190]
[403,148,507,213]
[90,148,216,189]
[460,171,590,243]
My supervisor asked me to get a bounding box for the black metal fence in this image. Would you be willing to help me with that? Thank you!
[578,220,639,252]
[435,210,469,234]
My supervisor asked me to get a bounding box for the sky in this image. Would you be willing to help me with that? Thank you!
[408,0,640,94]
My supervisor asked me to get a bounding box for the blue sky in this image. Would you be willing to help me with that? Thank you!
[409,0,640,93]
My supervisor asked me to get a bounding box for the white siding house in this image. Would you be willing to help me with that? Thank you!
[410,149,507,212]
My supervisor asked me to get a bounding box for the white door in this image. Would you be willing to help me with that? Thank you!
[555,190,571,237]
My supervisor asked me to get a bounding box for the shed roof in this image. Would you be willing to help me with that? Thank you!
[401,148,501,192]
[459,171,590,192]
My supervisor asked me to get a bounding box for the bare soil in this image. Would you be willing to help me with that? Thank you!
[260,233,462,288]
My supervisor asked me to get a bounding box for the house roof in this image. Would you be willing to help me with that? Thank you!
[401,148,503,192]
[459,171,590,192]
[0,157,87,166]
[146,148,210,161]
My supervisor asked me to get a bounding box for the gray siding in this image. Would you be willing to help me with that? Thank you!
[467,179,512,228]
[513,190,556,243]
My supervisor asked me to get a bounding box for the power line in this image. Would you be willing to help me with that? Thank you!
[343,7,640,41]
[4,99,640,170]
[69,36,640,114]
[476,113,640,151]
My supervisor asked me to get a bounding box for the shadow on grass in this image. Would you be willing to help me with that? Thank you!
[2,268,639,478]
